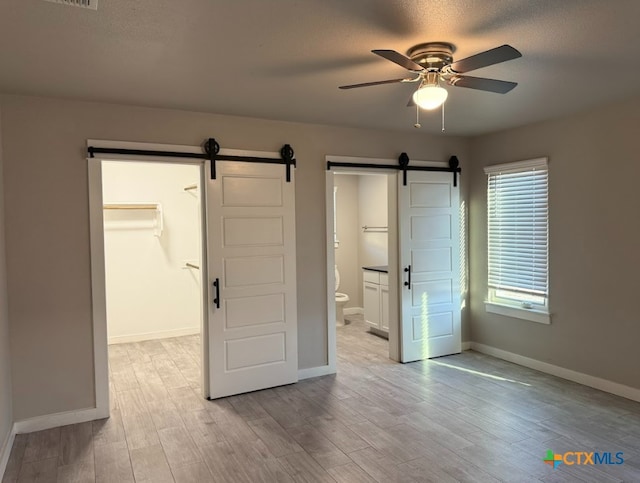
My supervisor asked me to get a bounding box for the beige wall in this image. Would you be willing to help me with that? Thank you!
[0,107,13,450]
[469,94,640,390]
[334,174,360,308]
[0,94,470,420]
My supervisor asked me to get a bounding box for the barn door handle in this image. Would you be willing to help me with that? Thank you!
[404,265,411,290]
[213,278,220,308]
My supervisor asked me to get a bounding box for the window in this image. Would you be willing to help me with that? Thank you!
[484,157,550,324]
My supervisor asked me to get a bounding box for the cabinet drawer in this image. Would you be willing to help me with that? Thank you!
[379,273,389,286]
[363,270,380,284]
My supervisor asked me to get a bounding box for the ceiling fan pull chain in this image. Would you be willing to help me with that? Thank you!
[414,103,421,129]
[441,102,446,132]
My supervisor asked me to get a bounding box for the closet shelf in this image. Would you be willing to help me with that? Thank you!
[103,202,163,237]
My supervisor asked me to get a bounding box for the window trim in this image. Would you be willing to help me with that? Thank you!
[484,157,550,325]
[485,300,551,324]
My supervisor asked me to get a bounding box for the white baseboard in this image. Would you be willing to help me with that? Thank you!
[0,423,16,482]
[14,407,104,435]
[471,342,640,403]
[298,364,336,380]
[461,341,471,351]
[343,307,363,316]
[108,327,199,344]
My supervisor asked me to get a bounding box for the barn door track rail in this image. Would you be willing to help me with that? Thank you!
[87,138,297,182]
[327,153,461,186]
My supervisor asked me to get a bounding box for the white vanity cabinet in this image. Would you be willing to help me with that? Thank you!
[363,268,389,336]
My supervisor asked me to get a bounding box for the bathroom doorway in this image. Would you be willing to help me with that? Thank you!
[326,155,463,369]
[327,166,400,369]
[100,160,206,397]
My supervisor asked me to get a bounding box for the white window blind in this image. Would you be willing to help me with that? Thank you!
[485,158,548,301]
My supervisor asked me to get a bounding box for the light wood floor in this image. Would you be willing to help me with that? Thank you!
[4,315,640,482]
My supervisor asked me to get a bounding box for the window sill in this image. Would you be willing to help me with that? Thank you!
[485,301,551,325]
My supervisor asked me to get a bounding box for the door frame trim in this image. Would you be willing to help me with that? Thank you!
[325,155,448,368]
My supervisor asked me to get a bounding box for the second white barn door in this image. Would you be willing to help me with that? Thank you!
[206,160,298,399]
[399,171,461,362]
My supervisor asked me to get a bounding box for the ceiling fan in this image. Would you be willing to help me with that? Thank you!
[339,42,522,111]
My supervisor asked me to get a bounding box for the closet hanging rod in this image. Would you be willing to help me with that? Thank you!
[185,262,200,270]
[184,184,198,191]
[362,225,388,232]
[103,203,158,210]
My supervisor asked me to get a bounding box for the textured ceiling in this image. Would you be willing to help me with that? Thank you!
[1,0,639,135]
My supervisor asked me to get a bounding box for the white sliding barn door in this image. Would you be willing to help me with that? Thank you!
[206,161,298,399]
[399,171,461,362]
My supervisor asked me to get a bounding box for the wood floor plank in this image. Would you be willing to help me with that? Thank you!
[211,407,260,444]
[402,449,502,483]
[397,458,466,483]
[119,409,159,451]
[286,424,351,470]
[277,451,336,483]
[15,457,58,483]
[129,444,174,483]
[347,447,405,483]
[157,426,201,470]
[170,462,213,483]
[199,441,252,483]
[23,429,61,463]
[227,393,270,421]
[58,423,93,467]
[2,433,28,483]
[94,441,134,483]
[92,410,126,447]
[226,438,295,483]
[166,387,206,413]
[179,409,224,447]
[137,381,170,403]
[327,462,377,483]
[338,395,405,429]
[56,458,95,483]
[398,411,475,451]
[307,417,370,454]
[258,395,309,429]
[348,421,423,463]
[110,366,138,393]
[146,399,184,431]
[247,417,304,458]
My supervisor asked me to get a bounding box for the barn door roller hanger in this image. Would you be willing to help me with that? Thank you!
[327,153,461,187]
[88,138,297,182]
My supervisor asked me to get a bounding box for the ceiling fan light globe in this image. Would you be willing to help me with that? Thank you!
[413,86,448,110]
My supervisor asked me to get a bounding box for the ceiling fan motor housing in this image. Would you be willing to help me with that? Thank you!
[406,42,455,71]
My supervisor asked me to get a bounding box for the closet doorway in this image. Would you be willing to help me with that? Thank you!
[89,142,299,414]
[101,160,206,399]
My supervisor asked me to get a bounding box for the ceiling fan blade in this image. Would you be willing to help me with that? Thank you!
[449,75,517,94]
[372,49,424,72]
[449,44,521,73]
[339,78,414,89]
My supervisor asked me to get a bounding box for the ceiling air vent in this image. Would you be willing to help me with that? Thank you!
[43,0,98,10]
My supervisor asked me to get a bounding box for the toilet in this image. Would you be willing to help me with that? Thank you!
[335,265,350,326]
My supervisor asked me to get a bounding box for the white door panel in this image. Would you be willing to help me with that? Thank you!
[399,171,461,362]
[207,161,297,399]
